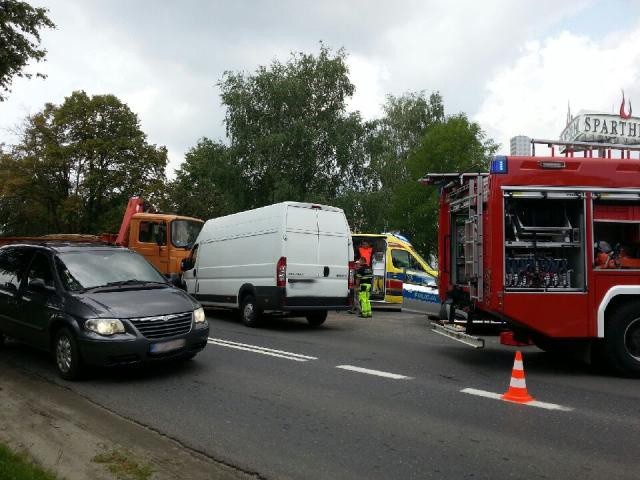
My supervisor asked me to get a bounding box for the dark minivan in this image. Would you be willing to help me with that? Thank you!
[0,243,209,379]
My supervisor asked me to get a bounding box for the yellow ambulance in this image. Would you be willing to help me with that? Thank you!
[352,233,437,305]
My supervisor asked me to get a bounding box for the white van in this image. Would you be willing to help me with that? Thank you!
[182,202,355,327]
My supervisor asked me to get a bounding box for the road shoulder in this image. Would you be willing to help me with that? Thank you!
[0,364,257,480]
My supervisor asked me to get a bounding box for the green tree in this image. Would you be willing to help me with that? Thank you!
[219,44,365,207]
[390,114,498,256]
[341,91,445,234]
[0,91,167,235]
[0,0,55,101]
[165,138,244,220]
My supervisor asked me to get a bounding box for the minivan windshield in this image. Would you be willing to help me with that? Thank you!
[56,250,167,291]
[171,220,203,248]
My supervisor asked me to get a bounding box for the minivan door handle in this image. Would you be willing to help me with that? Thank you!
[323,266,330,277]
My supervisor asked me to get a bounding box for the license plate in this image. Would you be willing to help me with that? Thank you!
[150,338,186,353]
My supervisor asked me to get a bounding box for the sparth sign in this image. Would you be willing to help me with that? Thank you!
[560,92,640,146]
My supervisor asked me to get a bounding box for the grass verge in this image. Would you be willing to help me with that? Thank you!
[0,442,57,480]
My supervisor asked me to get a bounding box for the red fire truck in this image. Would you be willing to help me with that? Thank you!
[422,139,640,376]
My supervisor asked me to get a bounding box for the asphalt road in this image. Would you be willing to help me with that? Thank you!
[2,309,640,480]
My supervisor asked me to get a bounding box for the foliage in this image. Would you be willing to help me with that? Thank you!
[0,442,58,480]
[339,91,445,234]
[218,44,366,207]
[164,138,243,220]
[0,91,167,235]
[0,0,55,101]
[390,114,498,256]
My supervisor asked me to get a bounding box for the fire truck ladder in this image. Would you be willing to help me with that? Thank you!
[464,175,486,303]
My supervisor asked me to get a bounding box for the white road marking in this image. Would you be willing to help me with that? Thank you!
[461,388,573,411]
[335,365,412,380]
[208,338,318,362]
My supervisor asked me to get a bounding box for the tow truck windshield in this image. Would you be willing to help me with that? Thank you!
[171,220,203,248]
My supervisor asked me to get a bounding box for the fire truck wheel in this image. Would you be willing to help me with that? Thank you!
[240,294,262,328]
[438,303,448,321]
[604,301,640,377]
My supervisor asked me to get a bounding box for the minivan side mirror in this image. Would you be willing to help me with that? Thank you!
[28,278,55,293]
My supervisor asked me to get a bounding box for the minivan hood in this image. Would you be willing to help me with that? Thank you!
[77,287,198,319]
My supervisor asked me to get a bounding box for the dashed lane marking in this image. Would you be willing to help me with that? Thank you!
[461,388,573,411]
[335,365,412,380]
[208,338,318,362]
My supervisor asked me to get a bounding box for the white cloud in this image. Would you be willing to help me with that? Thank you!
[0,0,617,175]
[476,22,640,154]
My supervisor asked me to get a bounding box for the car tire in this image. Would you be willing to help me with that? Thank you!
[604,300,640,377]
[53,327,84,380]
[240,295,261,327]
[306,311,328,327]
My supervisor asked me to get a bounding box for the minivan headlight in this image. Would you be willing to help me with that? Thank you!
[193,307,206,324]
[85,318,125,336]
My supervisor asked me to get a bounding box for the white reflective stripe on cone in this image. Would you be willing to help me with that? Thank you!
[509,377,527,389]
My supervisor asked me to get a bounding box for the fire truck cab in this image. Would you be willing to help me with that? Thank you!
[423,139,640,376]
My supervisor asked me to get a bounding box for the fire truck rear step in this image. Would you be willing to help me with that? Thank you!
[431,322,485,349]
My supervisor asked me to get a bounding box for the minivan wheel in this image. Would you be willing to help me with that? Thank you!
[54,327,84,380]
[306,311,328,327]
[604,300,640,377]
[241,295,261,327]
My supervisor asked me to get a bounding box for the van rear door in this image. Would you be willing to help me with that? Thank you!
[316,209,352,300]
[284,205,351,304]
[285,206,321,301]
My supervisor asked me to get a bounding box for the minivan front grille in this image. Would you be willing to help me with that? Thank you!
[129,312,192,339]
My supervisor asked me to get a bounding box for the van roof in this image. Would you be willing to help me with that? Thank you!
[279,201,343,212]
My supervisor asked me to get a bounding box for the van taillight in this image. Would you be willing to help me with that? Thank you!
[348,261,355,289]
[277,257,287,287]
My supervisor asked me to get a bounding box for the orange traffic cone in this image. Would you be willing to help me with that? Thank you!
[501,350,534,403]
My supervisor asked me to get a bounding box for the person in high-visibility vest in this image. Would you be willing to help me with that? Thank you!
[358,283,372,318]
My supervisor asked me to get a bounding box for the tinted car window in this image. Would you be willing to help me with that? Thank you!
[56,250,167,291]
[26,253,55,289]
[0,248,32,291]
[139,221,162,243]
[391,249,410,269]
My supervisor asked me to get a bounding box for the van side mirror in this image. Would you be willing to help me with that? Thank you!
[181,258,194,271]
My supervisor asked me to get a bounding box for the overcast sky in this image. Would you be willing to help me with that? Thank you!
[2,0,640,175]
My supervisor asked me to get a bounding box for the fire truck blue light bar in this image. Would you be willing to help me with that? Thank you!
[490,156,508,174]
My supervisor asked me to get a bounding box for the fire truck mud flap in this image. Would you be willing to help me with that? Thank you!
[431,322,485,349]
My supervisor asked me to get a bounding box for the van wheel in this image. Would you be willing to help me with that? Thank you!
[306,311,328,327]
[54,327,84,380]
[241,295,261,327]
[604,300,640,377]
